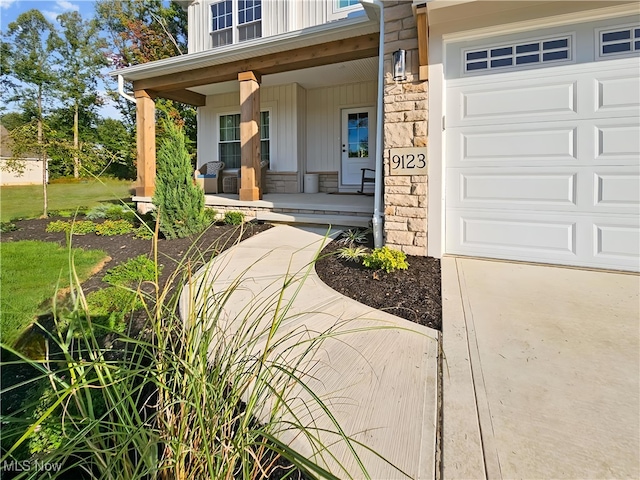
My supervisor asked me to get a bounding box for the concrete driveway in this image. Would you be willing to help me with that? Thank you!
[442,257,640,479]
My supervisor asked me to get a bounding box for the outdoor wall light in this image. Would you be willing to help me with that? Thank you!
[392,49,407,81]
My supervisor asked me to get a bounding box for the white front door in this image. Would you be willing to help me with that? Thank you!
[341,107,375,187]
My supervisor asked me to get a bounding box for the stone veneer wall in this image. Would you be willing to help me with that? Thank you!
[382,1,428,256]
[265,172,299,193]
[318,172,338,193]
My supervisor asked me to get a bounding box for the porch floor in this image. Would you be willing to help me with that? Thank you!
[204,192,374,213]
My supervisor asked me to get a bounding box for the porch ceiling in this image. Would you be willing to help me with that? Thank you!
[133,33,379,95]
[188,57,379,96]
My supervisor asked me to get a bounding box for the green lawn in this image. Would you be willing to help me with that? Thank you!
[0,179,134,222]
[0,241,107,346]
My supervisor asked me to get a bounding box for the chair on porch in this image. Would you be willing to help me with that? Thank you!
[194,161,225,194]
[358,168,375,195]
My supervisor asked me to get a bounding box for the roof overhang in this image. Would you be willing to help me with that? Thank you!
[110,15,379,106]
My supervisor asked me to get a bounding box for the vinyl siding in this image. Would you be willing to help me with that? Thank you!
[306,81,377,173]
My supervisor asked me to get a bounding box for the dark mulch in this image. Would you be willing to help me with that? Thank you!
[315,234,442,331]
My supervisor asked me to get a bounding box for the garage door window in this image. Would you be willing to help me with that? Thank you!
[598,25,640,57]
[464,35,572,73]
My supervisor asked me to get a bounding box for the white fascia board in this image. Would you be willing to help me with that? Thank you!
[110,16,379,81]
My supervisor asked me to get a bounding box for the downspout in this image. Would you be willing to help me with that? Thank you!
[118,74,136,103]
[361,0,384,248]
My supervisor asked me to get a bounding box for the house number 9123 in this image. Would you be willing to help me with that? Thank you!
[389,147,428,176]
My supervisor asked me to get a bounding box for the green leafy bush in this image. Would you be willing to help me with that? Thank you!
[84,287,140,335]
[224,211,245,225]
[362,246,409,273]
[134,224,154,239]
[95,219,133,236]
[153,120,206,239]
[45,220,95,235]
[102,254,160,287]
[0,222,17,233]
[87,204,137,222]
[204,208,219,224]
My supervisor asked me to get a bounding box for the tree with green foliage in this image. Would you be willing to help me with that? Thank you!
[96,0,196,152]
[153,120,205,239]
[54,11,109,178]
[4,10,60,216]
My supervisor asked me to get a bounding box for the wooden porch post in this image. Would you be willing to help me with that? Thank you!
[134,89,156,197]
[238,71,261,201]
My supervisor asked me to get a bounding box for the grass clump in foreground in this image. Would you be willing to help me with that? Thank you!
[0,240,107,346]
[0,228,395,479]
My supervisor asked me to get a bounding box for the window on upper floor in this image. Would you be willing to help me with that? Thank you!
[211,0,261,48]
[219,111,270,169]
[337,0,359,9]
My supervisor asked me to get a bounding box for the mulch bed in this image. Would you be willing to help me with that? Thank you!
[1,218,442,332]
[315,234,442,331]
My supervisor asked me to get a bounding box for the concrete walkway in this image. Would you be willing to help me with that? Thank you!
[442,257,640,479]
[181,225,440,479]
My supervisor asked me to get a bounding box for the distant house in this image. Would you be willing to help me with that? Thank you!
[0,125,48,186]
[112,0,640,272]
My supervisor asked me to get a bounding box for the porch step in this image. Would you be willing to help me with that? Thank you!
[256,211,371,228]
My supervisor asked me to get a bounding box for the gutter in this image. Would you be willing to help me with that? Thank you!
[118,75,136,103]
[361,0,384,249]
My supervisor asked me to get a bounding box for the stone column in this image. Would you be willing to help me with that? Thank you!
[238,71,262,201]
[134,90,156,197]
[382,1,429,256]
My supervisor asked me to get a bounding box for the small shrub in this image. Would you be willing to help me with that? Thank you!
[204,208,219,224]
[1,222,17,233]
[134,224,154,239]
[102,255,159,287]
[85,204,112,220]
[224,211,245,225]
[153,119,206,239]
[87,204,136,222]
[95,219,133,236]
[49,209,75,218]
[362,246,409,273]
[338,228,370,247]
[337,246,369,262]
[45,220,69,233]
[22,384,66,456]
[84,287,140,335]
[45,220,95,235]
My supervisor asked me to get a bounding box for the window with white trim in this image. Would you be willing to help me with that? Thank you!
[464,35,572,73]
[599,25,640,57]
[210,0,261,48]
[337,0,359,9]
[218,111,270,169]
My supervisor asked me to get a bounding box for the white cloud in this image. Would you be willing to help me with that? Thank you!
[42,10,59,22]
[41,10,60,22]
[56,0,79,12]
[0,0,17,9]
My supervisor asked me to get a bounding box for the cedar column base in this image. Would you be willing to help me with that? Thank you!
[239,186,261,201]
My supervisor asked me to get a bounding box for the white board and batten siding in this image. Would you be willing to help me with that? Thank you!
[306,81,377,174]
[444,15,640,272]
[198,84,306,173]
[187,0,363,54]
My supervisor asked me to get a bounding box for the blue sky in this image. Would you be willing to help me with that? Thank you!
[1,0,122,119]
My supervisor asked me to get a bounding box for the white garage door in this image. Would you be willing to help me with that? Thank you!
[445,23,640,272]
